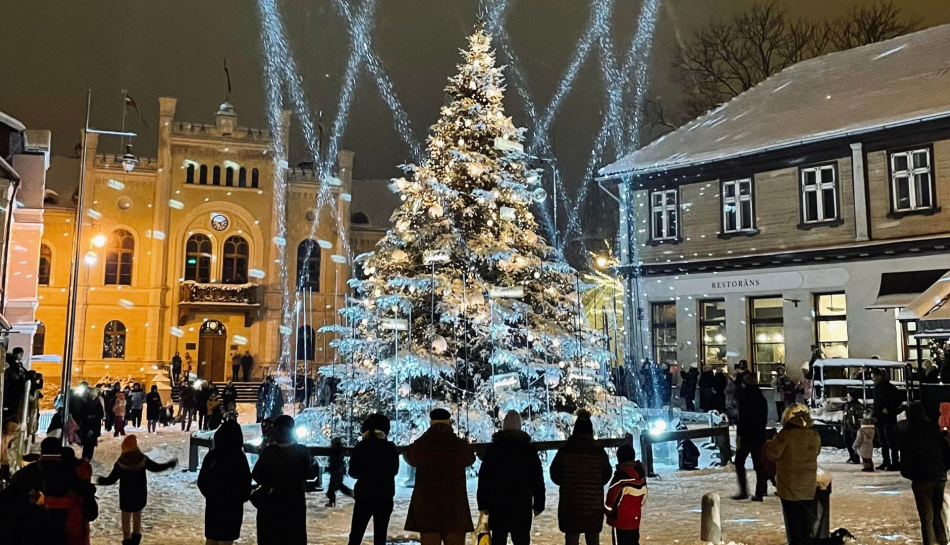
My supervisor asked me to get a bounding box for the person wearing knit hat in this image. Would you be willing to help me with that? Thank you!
[405,407,476,544]
[606,443,648,544]
[551,411,612,545]
[348,413,400,545]
[98,435,178,545]
[478,410,545,545]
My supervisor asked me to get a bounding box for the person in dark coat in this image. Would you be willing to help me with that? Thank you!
[0,437,98,545]
[198,420,251,544]
[252,414,313,545]
[179,382,196,432]
[128,383,145,429]
[77,384,103,461]
[326,437,353,506]
[679,363,698,411]
[550,411,612,545]
[477,410,545,545]
[698,367,715,412]
[2,347,26,422]
[145,386,162,434]
[712,368,728,414]
[657,363,673,407]
[733,373,768,501]
[222,381,238,412]
[171,352,182,386]
[104,382,120,432]
[196,382,211,430]
[405,407,476,545]
[98,435,178,545]
[241,351,254,382]
[899,403,950,545]
[872,368,903,470]
[256,378,272,423]
[348,413,400,545]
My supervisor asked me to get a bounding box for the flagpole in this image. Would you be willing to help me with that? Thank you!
[120,89,128,149]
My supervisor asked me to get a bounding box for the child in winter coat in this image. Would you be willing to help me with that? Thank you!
[113,393,127,437]
[97,435,178,545]
[605,444,648,545]
[326,436,353,507]
[853,416,877,472]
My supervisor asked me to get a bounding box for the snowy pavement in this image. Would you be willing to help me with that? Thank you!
[69,426,925,544]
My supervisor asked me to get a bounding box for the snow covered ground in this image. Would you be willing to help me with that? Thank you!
[63,425,925,544]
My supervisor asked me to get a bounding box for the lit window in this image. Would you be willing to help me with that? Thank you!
[800,165,838,223]
[890,148,934,212]
[750,297,785,383]
[722,179,754,233]
[699,299,727,368]
[104,229,134,286]
[650,189,678,241]
[651,303,677,367]
[103,320,127,359]
[815,293,848,358]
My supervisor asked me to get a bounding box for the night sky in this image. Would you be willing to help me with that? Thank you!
[2,0,948,188]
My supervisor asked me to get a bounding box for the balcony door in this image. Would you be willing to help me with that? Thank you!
[198,320,228,381]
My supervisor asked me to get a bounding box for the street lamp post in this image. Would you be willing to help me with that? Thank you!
[60,89,136,443]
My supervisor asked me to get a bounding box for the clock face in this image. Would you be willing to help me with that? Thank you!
[211,214,229,231]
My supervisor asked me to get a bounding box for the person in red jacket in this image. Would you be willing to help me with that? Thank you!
[605,444,648,545]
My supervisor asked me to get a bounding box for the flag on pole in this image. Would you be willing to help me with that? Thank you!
[224,57,232,99]
[125,94,147,127]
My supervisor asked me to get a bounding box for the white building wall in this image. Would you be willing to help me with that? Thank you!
[644,253,948,380]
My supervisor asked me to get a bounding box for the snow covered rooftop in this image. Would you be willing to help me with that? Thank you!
[0,111,25,132]
[599,24,950,179]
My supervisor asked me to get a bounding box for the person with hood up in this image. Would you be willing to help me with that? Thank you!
[551,411,612,545]
[604,444,648,545]
[252,414,313,545]
[348,413,400,545]
[0,437,99,545]
[97,435,178,545]
[405,408,476,545]
[679,363,698,411]
[872,367,903,470]
[477,410,545,545]
[733,372,768,501]
[767,404,821,545]
[899,403,950,545]
[198,420,252,545]
[145,386,162,434]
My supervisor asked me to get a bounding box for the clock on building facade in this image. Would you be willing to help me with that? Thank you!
[211,214,229,231]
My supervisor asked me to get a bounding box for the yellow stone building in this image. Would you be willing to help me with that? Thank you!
[32,98,389,387]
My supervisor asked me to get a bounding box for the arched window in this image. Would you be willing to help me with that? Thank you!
[212,166,221,186]
[222,236,249,284]
[251,168,260,188]
[38,244,52,286]
[32,322,45,356]
[296,325,315,360]
[296,240,320,290]
[104,229,134,285]
[199,165,208,184]
[239,168,247,188]
[185,234,212,283]
[102,320,127,359]
[225,167,234,187]
[186,164,195,184]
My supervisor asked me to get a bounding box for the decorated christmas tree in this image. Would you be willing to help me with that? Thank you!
[306,26,642,445]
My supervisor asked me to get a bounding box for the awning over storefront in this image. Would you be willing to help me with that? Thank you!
[898,271,950,321]
[868,269,949,310]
